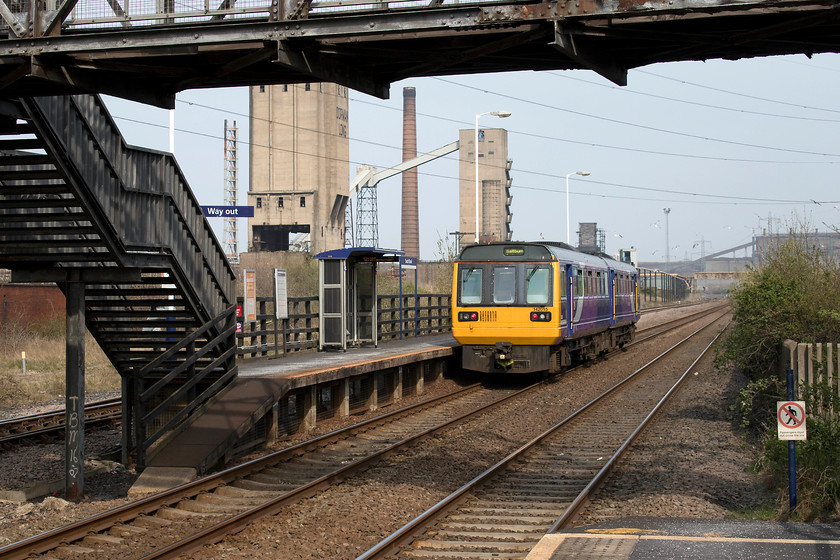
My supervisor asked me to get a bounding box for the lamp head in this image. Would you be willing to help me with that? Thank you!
[577,171,591,177]
[490,111,512,118]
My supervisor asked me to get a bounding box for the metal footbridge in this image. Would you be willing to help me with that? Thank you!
[0,0,838,106]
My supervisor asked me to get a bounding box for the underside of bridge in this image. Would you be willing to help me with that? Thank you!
[0,0,837,107]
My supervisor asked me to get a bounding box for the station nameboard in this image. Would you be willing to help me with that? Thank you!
[400,256,417,269]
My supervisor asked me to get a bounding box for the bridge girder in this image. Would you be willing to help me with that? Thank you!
[0,0,836,106]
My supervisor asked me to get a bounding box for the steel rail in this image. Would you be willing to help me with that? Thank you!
[0,382,533,560]
[550,323,729,531]
[0,306,722,559]
[0,397,122,447]
[135,376,564,559]
[355,309,730,559]
[634,301,729,341]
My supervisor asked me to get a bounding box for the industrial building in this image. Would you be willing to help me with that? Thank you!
[458,128,513,244]
[248,83,350,255]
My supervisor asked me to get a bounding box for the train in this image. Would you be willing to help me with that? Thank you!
[451,241,640,374]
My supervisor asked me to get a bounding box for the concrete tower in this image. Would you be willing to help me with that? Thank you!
[401,87,419,258]
[248,83,350,254]
[459,128,512,243]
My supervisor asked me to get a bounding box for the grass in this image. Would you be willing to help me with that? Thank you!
[0,319,120,408]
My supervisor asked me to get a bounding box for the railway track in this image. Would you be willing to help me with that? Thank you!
[0,301,725,450]
[357,310,730,559]
[635,301,728,341]
[0,397,121,449]
[0,304,726,559]
[0,383,532,559]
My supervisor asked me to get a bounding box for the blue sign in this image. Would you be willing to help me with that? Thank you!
[202,205,254,218]
[400,256,417,269]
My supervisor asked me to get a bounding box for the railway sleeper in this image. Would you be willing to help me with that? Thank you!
[215,484,279,498]
[196,492,268,507]
[411,538,534,551]
[155,506,214,520]
[434,528,547,538]
[446,513,556,525]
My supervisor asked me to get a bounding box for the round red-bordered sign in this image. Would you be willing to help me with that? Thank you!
[778,401,805,429]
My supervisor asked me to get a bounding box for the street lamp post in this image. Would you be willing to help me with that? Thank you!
[565,170,591,245]
[474,110,511,243]
[663,208,671,273]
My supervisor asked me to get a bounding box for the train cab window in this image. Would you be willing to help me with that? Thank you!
[493,266,516,304]
[525,266,550,305]
[459,266,483,305]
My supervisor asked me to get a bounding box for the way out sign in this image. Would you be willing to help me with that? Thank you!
[777,401,807,441]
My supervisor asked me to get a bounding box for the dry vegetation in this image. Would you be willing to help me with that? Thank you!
[0,317,120,408]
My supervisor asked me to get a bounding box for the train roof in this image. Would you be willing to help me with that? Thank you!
[458,242,637,274]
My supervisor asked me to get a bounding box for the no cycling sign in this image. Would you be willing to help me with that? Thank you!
[777,401,807,441]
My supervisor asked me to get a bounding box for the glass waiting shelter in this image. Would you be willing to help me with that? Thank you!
[314,247,404,350]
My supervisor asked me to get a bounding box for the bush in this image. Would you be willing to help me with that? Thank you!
[716,232,840,382]
[719,226,840,521]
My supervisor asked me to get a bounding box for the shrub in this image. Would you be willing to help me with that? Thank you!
[719,226,840,521]
[716,232,840,382]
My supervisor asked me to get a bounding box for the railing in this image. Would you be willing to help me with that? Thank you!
[378,294,451,341]
[236,296,319,359]
[637,267,690,307]
[133,305,238,467]
[236,294,451,358]
[25,95,236,318]
[61,0,486,29]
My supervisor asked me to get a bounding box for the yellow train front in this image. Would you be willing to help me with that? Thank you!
[452,242,639,374]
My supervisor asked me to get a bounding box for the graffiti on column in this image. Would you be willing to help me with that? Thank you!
[67,395,80,480]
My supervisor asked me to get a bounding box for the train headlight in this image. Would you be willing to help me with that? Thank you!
[530,311,551,322]
[458,311,479,322]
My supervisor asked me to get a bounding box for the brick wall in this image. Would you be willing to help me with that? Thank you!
[0,284,65,325]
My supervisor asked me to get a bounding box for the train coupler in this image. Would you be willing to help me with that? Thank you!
[494,342,514,369]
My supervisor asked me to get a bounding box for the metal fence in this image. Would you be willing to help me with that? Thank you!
[637,267,691,306]
[236,294,451,358]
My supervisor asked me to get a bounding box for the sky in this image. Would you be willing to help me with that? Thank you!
[102,53,840,263]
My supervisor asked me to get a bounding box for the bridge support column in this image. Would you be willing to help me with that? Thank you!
[65,281,86,501]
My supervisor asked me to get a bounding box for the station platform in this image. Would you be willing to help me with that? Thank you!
[130,334,459,495]
[526,518,840,559]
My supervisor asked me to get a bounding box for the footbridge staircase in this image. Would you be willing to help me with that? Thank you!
[0,94,237,470]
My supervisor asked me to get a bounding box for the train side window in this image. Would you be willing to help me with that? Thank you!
[459,266,483,305]
[573,269,584,295]
[493,266,516,304]
[525,266,550,305]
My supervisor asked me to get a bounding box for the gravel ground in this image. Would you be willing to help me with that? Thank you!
[0,301,783,555]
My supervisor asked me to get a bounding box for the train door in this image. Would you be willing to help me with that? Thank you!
[633,273,640,315]
[569,266,585,334]
[609,269,617,326]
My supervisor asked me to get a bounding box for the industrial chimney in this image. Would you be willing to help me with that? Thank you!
[401,87,419,259]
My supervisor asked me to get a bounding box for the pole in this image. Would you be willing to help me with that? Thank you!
[663,208,671,274]
[787,367,798,513]
[566,172,571,245]
[474,114,480,244]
